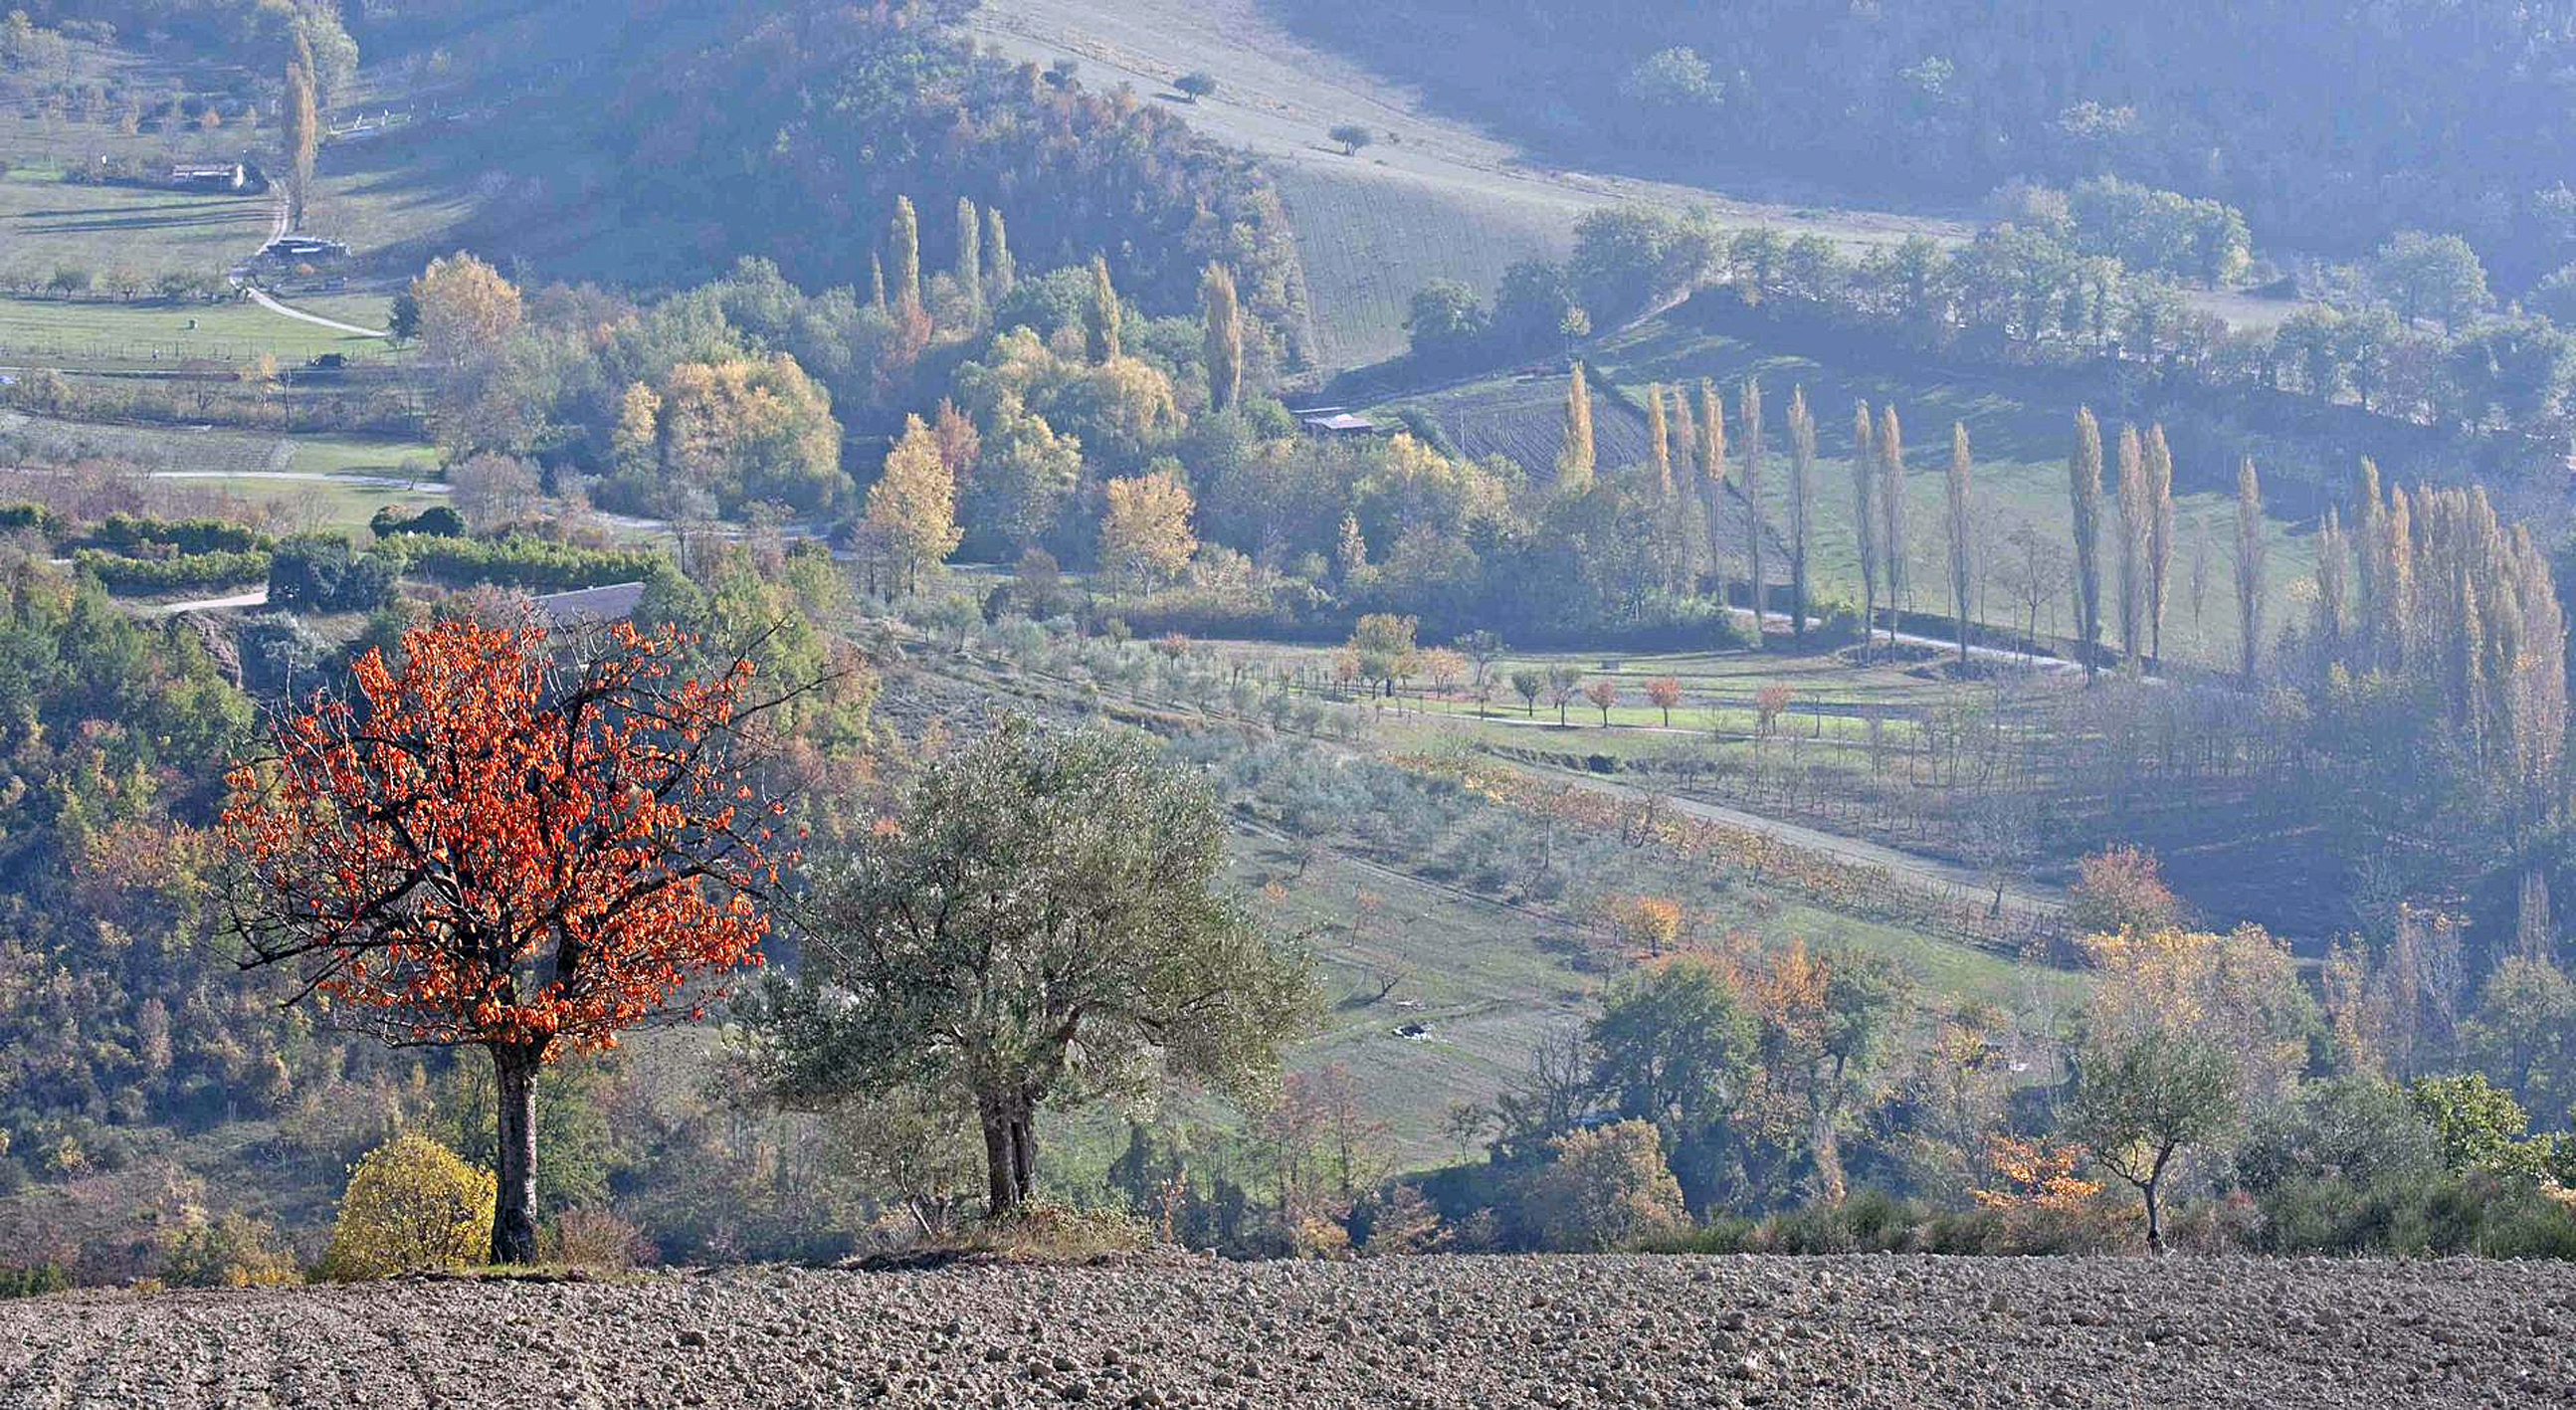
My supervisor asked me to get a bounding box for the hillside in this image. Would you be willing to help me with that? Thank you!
[5,1254,2569,1407]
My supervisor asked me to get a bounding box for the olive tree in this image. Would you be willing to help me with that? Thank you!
[2064,1026,2238,1254]
[753,717,1313,1216]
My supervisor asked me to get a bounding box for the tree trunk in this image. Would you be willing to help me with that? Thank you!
[2142,1176,2163,1255]
[978,1090,1038,1217]
[490,1044,542,1265]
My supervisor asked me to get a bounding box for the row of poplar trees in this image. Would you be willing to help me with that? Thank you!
[1555,362,1987,664]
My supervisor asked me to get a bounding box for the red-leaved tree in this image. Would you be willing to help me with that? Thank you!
[221,616,786,1263]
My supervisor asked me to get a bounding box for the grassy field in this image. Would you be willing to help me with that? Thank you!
[1273,164,1569,371]
[0,292,392,365]
[1375,314,2323,672]
[0,167,267,288]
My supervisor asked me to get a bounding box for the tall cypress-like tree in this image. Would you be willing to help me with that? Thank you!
[2235,457,2267,686]
[2353,458,2383,668]
[1786,386,1816,645]
[2381,484,2416,676]
[1946,422,1973,667]
[2313,508,2350,665]
[1852,400,1878,650]
[1647,384,1673,496]
[2145,425,2175,667]
[1201,264,1243,414]
[870,253,887,310]
[1086,255,1122,363]
[2069,408,2106,683]
[956,197,983,319]
[984,207,1016,302]
[2114,424,2148,666]
[1740,378,1766,642]
[1876,404,1904,646]
[284,59,318,230]
[891,196,922,312]
[1698,379,1728,603]
[1557,362,1596,494]
[1670,386,1709,585]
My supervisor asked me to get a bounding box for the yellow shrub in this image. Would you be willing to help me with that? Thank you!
[319,1134,494,1281]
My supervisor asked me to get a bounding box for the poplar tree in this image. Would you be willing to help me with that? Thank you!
[2313,508,2349,665]
[985,207,1016,302]
[2146,425,2175,666]
[1852,401,1878,648]
[1557,362,1596,494]
[1670,386,1709,585]
[1647,384,1673,496]
[2069,408,2106,683]
[1946,421,1973,667]
[1202,264,1243,414]
[870,253,887,310]
[2234,458,2267,686]
[1740,378,1766,642]
[1697,379,1727,604]
[1086,255,1122,363]
[285,59,318,230]
[2353,459,2383,668]
[2114,425,2148,666]
[956,197,983,319]
[2380,485,2416,676]
[891,196,922,312]
[1786,386,1816,645]
[1876,404,1903,645]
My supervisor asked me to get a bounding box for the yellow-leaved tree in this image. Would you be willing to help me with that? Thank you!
[320,1134,495,1281]
[862,414,962,596]
[1100,470,1197,590]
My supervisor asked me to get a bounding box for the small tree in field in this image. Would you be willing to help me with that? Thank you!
[1175,71,1217,101]
[2064,1026,2238,1254]
[1511,668,1543,716]
[1585,678,1620,725]
[1646,676,1682,726]
[1329,122,1373,156]
[222,617,787,1264]
[1544,665,1583,724]
[752,717,1312,1217]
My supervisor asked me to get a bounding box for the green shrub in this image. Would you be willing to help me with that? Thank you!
[269,535,397,613]
[0,503,57,534]
[378,533,661,593]
[74,547,272,592]
[318,1134,495,1281]
[162,1212,299,1288]
[0,1262,70,1298]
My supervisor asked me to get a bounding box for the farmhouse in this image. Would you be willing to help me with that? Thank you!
[1291,407,1381,437]
[170,163,247,192]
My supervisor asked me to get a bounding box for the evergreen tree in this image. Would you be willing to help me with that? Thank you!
[1852,400,1878,649]
[985,207,1016,302]
[956,197,983,319]
[2069,408,2106,683]
[1202,264,1243,414]
[1946,421,1973,667]
[2114,424,2148,666]
[1785,386,1816,645]
[1557,362,1596,494]
[870,253,887,310]
[1740,378,1766,642]
[891,196,922,312]
[2146,425,2175,665]
[1086,255,1123,363]
[2234,457,2266,686]
[1876,403,1903,645]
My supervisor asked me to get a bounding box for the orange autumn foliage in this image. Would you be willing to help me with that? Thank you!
[220,616,783,1055]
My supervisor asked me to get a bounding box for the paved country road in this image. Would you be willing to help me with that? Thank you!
[1,1254,2567,1408]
